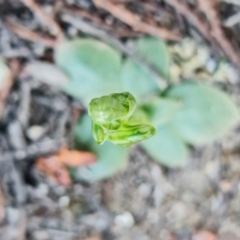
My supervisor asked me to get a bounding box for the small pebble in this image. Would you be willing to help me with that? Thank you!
[138,183,152,197]
[33,44,45,56]
[27,125,46,141]
[225,64,239,84]
[114,211,135,228]
[6,208,20,224]
[68,26,78,37]
[32,230,49,240]
[220,180,232,193]
[35,184,49,197]
[66,0,74,4]
[205,161,220,181]
[43,5,53,14]
[54,186,66,196]
[206,58,217,73]
[59,196,70,208]
[81,212,110,231]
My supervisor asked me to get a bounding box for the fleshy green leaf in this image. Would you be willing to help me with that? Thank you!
[74,113,128,181]
[121,59,160,101]
[0,60,10,91]
[92,122,106,144]
[74,141,128,182]
[136,37,170,80]
[108,123,155,147]
[127,107,150,125]
[140,97,181,127]
[141,124,189,166]
[55,39,122,106]
[166,82,240,144]
[88,92,136,124]
[88,92,155,146]
[74,113,94,149]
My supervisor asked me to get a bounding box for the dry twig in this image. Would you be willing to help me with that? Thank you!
[62,6,142,37]
[166,0,214,42]
[0,59,21,119]
[198,0,240,69]
[6,21,57,47]
[20,0,63,39]
[93,0,181,41]
[64,6,110,30]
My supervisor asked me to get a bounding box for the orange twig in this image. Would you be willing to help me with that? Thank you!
[198,0,240,69]
[93,0,181,41]
[6,21,57,47]
[166,0,214,43]
[21,0,63,39]
[36,148,96,186]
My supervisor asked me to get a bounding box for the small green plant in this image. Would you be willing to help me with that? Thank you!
[88,92,155,146]
[55,37,240,181]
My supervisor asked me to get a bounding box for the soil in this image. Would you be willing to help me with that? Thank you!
[1,0,240,240]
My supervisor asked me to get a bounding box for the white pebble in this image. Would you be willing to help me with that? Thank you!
[138,183,152,197]
[27,125,46,141]
[114,211,135,228]
[59,196,70,208]
[36,184,49,196]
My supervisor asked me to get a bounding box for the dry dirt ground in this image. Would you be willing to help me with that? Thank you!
[1,0,240,239]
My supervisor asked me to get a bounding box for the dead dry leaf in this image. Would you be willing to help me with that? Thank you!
[93,0,180,41]
[58,148,96,167]
[36,148,96,185]
[167,234,176,240]
[36,156,72,186]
